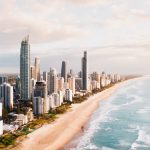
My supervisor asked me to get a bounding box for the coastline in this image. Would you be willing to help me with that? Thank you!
[15,81,127,150]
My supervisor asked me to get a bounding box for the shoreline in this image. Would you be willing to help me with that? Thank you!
[15,81,127,150]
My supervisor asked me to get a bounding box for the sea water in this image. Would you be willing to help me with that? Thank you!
[64,77,150,150]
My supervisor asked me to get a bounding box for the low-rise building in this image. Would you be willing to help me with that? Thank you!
[65,89,73,102]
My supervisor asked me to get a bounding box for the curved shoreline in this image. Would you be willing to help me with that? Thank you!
[16,81,127,150]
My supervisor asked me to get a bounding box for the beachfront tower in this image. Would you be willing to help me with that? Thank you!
[35,57,41,81]
[20,35,31,100]
[81,51,88,90]
[61,61,67,82]
[49,68,58,94]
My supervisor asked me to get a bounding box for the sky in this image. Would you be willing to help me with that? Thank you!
[0,0,150,74]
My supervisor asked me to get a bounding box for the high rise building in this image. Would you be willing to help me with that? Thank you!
[70,69,73,76]
[100,72,106,88]
[30,78,36,98]
[34,81,48,113]
[20,35,30,100]
[49,68,58,94]
[15,76,21,95]
[0,102,3,135]
[43,72,48,83]
[82,51,88,90]
[75,78,82,91]
[35,57,41,81]
[33,97,44,115]
[0,83,13,109]
[61,61,67,82]
[30,65,36,79]
[57,77,64,91]
[48,93,60,109]
[68,77,75,95]
[0,76,7,85]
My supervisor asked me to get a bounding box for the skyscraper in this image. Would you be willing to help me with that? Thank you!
[82,51,88,90]
[0,76,7,85]
[34,81,48,113]
[0,83,13,109]
[49,68,58,94]
[20,35,30,100]
[68,77,75,95]
[43,72,48,83]
[61,61,67,82]
[35,57,41,81]
[30,65,36,79]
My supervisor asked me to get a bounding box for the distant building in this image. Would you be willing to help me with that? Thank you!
[100,72,106,88]
[0,102,3,135]
[78,71,82,78]
[58,90,64,104]
[114,74,121,82]
[61,61,67,82]
[57,77,64,91]
[35,57,41,81]
[82,51,88,90]
[90,80,99,90]
[69,69,73,76]
[34,81,48,113]
[49,93,60,109]
[43,72,48,83]
[68,77,75,95]
[49,68,58,94]
[33,97,44,115]
[20,35,30,101]
[15,76,21,95]
[65,89,73,102]
[30,78,36,97]
[30,65,36,79]
[75,78,82,91]
[0,83,13,109]
[0,76,7,85]
[91,72,100,82]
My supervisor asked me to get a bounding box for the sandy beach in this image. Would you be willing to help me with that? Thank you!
[16,82,125,150]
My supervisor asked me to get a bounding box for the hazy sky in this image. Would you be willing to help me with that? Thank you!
[0,0,150,74]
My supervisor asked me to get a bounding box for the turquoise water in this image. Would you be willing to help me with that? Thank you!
[65,77,150,150]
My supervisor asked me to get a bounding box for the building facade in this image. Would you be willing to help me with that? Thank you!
[0,83,13,109]
[61,61,67,82]
[65,89,73,102]
[33,97,44,115]
[34,81,48,113]
[20,36,30,100]
[35,57,41,81]
[49,68,58,94]
[82,51,88,90]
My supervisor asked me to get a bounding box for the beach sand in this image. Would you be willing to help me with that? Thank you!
[16,82,125,150]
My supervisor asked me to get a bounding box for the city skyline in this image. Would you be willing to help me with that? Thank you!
[0,0,150,74]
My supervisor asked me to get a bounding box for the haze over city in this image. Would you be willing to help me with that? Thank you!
[0,0,150,74]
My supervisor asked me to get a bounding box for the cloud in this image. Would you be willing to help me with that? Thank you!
[0,0,150,74]
[67,0,110,6]
[0,0,90,48]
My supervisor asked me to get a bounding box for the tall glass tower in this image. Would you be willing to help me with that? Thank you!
[61,61,67,82]
[20,35,30,100]
[82,51,88,90]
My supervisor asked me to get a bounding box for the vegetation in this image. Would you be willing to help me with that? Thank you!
[0,82,118,149]
[0,132,24,149]
[50,103,71,114]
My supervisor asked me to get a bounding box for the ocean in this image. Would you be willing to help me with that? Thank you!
[64,77,150,150]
